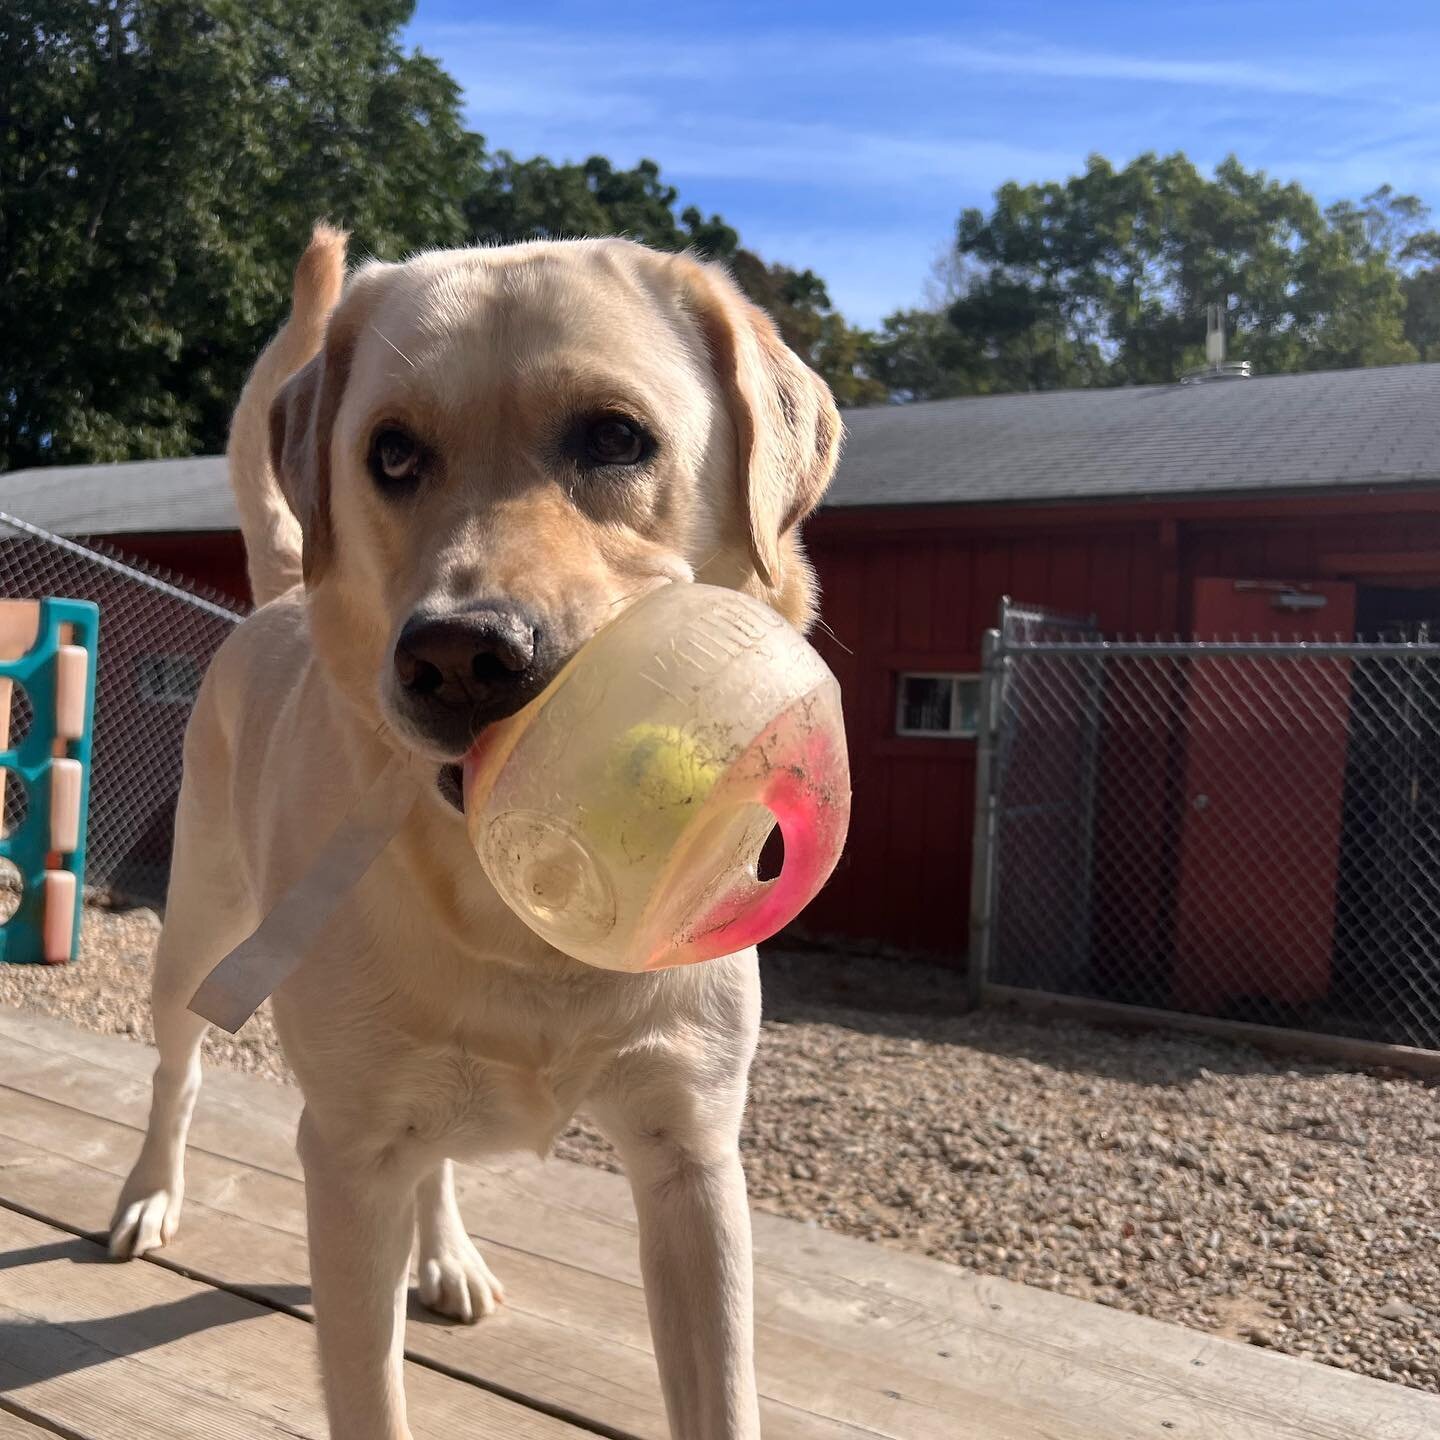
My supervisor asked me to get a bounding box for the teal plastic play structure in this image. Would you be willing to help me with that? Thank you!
[0,598,98,964]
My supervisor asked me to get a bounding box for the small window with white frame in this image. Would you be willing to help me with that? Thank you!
[137,654,201,705]
[896,672,981,738]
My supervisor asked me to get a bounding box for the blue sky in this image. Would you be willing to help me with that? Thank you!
[406,2,1440,327]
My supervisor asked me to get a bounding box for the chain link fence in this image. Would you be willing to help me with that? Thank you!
[970,600,1440,1054]
[0,513,243,906]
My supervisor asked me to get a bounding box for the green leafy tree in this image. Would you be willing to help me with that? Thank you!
[2,0,482,469]
[1328,188,1440,362]
[4,12,876,474]
[1403,265,1440,360]
[466,153,737,256]
[867,309,986,401]
[883,154,1423,401]
[466,154,883,405]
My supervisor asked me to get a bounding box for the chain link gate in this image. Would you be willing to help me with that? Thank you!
[0,512,244,906]
[968,599,1440,1055]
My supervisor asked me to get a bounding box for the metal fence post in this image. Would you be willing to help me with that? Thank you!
[966,625,1003,1011]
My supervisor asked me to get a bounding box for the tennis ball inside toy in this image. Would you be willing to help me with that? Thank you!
[615,723,721,805]
[581,723,723,859]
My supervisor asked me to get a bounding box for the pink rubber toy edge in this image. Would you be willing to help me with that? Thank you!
[662,715,850,966]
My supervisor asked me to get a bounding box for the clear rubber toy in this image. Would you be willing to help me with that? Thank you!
[462,582,851,972]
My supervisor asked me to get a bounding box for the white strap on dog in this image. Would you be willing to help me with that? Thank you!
[189,755,421,1033]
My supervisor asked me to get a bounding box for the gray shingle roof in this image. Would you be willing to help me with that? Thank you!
[0,455,234,535]
[829,362,1440,507]
[2,363,1438,536]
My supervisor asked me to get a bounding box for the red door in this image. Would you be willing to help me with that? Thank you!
[1171,579,1356,1014]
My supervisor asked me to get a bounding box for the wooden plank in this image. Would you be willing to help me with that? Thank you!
[884,759,930,949]
[0,1009,303,1175]
[5,1010,1440,1439]
[1007,534,1051,611]
[1087,536,1136,634]
[0,1018,1095,1437]
[857,549,899,744]
[0,1206,587,1440]
[1319,550,1439,578]
[0,1103,1297,1440]
[0,1103,679,1440]
[930,541,973,656]
[0,1043,883,1437]
[1047,538,1093,618]
[894,542,933,652]
[0,1407,61,1439]
[0,1108,888,1440]
[969,541,1011,638]
[919,753,970,957]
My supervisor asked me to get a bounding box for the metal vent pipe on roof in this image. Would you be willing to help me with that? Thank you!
[1180,303,1253,384]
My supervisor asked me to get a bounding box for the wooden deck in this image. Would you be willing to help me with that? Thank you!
[0,1007,1436,1439]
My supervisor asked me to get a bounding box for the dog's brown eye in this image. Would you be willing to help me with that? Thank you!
[583,415,647,467]
[370,427,422,489]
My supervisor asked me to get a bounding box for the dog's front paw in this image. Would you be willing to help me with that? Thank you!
[417,1236,505,1324]
[109,1178,184,1259]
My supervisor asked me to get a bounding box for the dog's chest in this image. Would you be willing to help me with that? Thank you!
[390,1035,604,1160]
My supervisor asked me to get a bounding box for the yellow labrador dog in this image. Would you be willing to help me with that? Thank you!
[108,226,841,1440]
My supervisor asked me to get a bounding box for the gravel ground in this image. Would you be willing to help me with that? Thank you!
[0,905,290,1083]
[4,904,1438,1393]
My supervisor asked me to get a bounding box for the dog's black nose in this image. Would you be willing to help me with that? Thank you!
[395,604,538,701]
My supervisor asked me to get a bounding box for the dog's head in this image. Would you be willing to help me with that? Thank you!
[269,235,841,801]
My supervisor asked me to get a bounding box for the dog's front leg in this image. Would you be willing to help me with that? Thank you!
[298,1109,419,1440]
[414,1159,505,1323]
[596,1104,760,1440]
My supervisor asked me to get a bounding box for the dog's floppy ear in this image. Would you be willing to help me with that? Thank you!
[679,259,842,588]
[269,348,344,584]
[267,231,360,585]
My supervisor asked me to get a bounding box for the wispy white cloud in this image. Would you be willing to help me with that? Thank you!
[577,120,1081,193]
[1275,149,1440,200]
[914,40,1363,97]
[420,20,1383,197]
[415,22,727,84]
[430,49,1081,193]
[406,14,1438,322]
[1264,99,1440,196]
[471,79,662,129]
[418,22,1377,102]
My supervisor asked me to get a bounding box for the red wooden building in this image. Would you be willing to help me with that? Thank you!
[804,363,1440,958]
[3,363,1439,958]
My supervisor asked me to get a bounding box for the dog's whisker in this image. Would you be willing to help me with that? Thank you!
[608,569,688,609]
[813,617,853,655]
[372,325,417,370]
